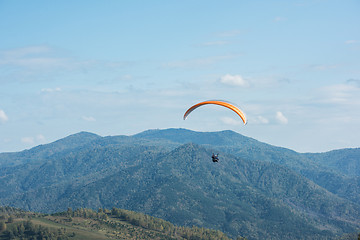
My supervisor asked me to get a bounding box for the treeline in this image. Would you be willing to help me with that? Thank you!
[110,207,233,240]
[57,207,242,240]
[1,206,243,240]
[0,206,28,218]
[0,207,72,239]
[2,206,359,239]
[0,219,73,240]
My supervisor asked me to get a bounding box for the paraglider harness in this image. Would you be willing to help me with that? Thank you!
[212,153,219,162]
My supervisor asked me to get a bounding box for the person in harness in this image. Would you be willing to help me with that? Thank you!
[212,153,219,162]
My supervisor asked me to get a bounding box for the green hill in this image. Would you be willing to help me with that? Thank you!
[0,206,235,240]
[0,128,359,239]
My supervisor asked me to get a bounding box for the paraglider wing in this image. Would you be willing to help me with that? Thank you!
[183,100,247,125]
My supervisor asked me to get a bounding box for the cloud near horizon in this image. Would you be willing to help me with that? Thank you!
[0,46,68,69]
[276,111,288,124]
[319,83,359,105]
[221,116,243,126]
[256,115,270,124]
[41,87,62,93]
[0,110,8,123]
[274,16,287,22]
[163,55,235,69]
[82,116,96,122]
[200,41,229,46]
[345,40,359,44]
[0,46,130,84]
[220,74,249,87]
[21,134,46,146]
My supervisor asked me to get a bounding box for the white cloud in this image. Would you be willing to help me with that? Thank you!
[1,46,50,59]
[257,116,269,124]
[217,30,242,37]
[163,55,234,69]
[0,46,68,69]
[36,134,46,142]
[221,117,243,126]
[319,84,359,104]
[121,74,133,80]
[21,134,46,146]
[201,41,229,46]
[220,74,249,87]
[21,137,34,145]
[274,16,287,22]
[82,116,96,122]
[0,110,8,123]
[276,111,288,124]
[309,64,339,71]
[346,79,360,87]
[0,46,129,82]
[345,40,359,44]
[41,87,62,93]
[158,89,188,97]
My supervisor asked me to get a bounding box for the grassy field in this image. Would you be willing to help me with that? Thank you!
[31,216,110,240]
[0,207,234,240]
[1,215,176,239]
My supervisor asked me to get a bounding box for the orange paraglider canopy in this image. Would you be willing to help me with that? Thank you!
[183,100,247,125]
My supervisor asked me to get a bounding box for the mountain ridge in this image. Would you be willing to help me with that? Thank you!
[0,128,359,239]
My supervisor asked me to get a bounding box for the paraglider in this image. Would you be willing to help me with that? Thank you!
[183,100,247,125]
[212,153,219,162]
[183,100,247,162]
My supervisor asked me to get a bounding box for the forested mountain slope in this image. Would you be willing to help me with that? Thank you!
[1,129,359,239]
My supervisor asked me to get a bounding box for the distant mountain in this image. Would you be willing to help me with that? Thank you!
[0,128,359,239]
[0,131,101,168]
[305,148,360,177]
[135,129,360,206]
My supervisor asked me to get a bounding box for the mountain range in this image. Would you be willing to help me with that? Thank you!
[1,128,359,239]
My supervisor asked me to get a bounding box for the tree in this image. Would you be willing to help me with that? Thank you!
[66,207,73,217]
[237,237,248,240]
[0,221,6,232]
[17,223,25,235]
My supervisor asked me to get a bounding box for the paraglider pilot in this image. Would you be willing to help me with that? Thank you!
[212,153,219,162]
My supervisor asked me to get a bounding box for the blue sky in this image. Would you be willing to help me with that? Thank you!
[0,0,359,153]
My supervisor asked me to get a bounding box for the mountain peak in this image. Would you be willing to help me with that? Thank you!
[133,128,250,146]
[48,131,101,147]
[67,131,101,139]
[25,131,101,156]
